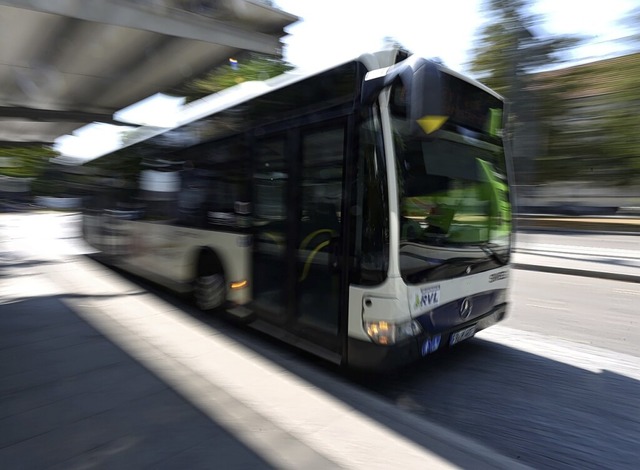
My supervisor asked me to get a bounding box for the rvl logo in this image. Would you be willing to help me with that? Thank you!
[415,285,440,310]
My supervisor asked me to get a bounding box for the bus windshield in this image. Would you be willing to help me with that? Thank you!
[394,127,512,284]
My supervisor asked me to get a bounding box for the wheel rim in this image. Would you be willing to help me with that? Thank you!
[195,273,225,310]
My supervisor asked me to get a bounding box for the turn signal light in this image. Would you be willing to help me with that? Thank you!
[230,280,248,289]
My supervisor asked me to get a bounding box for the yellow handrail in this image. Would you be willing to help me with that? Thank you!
[299,240,331,282]
[299,228,335,250]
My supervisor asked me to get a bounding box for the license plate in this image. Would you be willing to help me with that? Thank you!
[449,325,476,346]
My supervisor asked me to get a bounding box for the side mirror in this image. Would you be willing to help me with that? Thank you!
[361,56,446,136]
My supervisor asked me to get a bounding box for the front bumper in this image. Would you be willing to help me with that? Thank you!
[346,304,507,371]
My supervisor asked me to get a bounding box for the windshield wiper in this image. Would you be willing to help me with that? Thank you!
[406,257,479,284]
[477,242,509,266]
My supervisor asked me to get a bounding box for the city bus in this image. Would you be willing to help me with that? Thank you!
[81,47,513,370]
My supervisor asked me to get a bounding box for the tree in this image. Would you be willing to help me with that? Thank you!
[619,6,640,50]
[537,53,640,186]
[527,2,640,187]
[0,146,56,178]
[469,0,582,100]
[0,145,63,197]
[468,0,583,187]
[175,53,293,102]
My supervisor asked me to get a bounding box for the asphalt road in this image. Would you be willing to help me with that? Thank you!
[351,231,640,468]
[2,213,639,469]
[509,231,639,355]
[354,268,639,469]
[357,232,640,468]
[505,269,639,356]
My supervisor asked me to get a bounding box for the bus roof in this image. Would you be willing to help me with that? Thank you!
[90,47,503,159]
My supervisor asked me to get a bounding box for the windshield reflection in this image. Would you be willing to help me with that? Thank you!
[394,129,512,283]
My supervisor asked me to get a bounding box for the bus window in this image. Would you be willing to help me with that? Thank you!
[251,135,288,317]
[177,136,250,229]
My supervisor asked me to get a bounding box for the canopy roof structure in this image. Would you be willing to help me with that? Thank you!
[0,0,297,146]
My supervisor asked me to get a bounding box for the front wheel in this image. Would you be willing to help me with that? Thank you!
[194,273,225,311]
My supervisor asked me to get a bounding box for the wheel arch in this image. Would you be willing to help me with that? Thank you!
[193,246,225,280]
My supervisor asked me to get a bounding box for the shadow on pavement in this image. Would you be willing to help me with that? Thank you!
[0,296,273,469]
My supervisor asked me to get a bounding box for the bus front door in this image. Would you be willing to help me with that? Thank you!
[293,124,346,349]
[251,123,347,354]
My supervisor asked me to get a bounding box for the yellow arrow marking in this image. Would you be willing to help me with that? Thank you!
[417,115,448,134]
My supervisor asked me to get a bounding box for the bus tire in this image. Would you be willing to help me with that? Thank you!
[194,250,225,311]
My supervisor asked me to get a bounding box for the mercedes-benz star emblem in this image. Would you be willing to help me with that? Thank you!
[459,297,473,319]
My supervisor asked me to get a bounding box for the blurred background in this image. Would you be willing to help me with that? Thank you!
[1,0,639,217]
[2,3,639,469]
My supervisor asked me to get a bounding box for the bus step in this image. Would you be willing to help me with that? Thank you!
[226,305,254,322]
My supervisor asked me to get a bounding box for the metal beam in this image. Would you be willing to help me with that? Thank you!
[0,106,126,125]
[0,0,284,54]
[0,121,91,145]
[0,141,54,147]
[0,1,296,145]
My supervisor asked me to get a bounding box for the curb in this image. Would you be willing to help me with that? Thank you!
[512,263,640,284]
[515,217,640,234]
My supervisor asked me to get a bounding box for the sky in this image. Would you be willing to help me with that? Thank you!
[54,0,638,161]
[274,0,638,72]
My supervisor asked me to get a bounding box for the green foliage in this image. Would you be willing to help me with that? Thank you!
[84,148,142,185]
[178,53,293,102]
[468,0,585,187]
[538,53,640,185]
[0,146,57,178]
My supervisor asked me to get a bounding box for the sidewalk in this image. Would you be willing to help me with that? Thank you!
[1,253,529,469]
[512,242,640,283]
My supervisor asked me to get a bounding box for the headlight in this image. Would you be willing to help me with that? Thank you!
[364,319,423,345]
